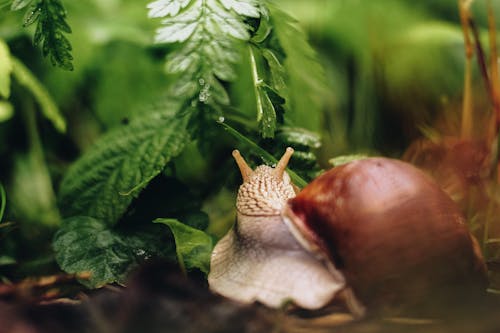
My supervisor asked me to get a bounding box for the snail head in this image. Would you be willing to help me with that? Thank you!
[233,148,297,216]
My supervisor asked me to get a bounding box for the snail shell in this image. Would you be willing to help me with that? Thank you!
[284,157,487,311]
[209,150,487,315]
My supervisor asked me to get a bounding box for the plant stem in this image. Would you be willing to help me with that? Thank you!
[0,183,5,222]
[20,100,60,227]
[487,0,500,181]
[248,45,263,122]
[458,0,474,140]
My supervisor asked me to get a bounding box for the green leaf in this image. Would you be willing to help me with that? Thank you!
[261,49,286,93]
[9,152,60,227]
[11,57,66,132]
[154,218,213,274]
[248,45,283,138]
[258,87,277,138]
[0,101,13,122]
[329,154,369,167]
[17,0,73,70]
[0,256,15,266]
[58,110,191,225]
[10,0,34,11]
[0,40,13,99]
[53,216,175,288]
[22,2,41,26]
[148,0,261,106]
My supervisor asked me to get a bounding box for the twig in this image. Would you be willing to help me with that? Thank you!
[459,0,475,140]
[0,272,91,297]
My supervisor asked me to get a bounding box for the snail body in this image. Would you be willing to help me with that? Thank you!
[208,149,487,315]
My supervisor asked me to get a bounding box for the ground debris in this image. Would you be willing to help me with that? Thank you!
[0,261,499,333]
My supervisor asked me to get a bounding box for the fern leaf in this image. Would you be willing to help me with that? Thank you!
[58,110,191,225]
[147,0,261,106]
[12,0,73,70]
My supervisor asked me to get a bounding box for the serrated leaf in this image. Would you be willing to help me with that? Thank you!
[20,0,73,70]
[262,49,286,93]
[154,218,213,274]
[0,40,12,99]
[219,0,260,17]
[148,0,260,105]
[58,110,191,225]
[22,2,41,27]
[11,57,66,132]
[147,0,191,18]
[251,13,271,43]
[10,0,35,11]
[53,216,175,288]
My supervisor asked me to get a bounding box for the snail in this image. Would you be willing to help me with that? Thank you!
[208,148,487,316]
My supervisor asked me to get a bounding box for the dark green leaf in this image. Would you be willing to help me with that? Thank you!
[22,2,40,27]
[33,21,43,45]
[251,14,272,43]
[53,216,174,288]
[58,110,191,226]
[20,0,74,70]
[154,218,214,274]
[267,127,323,182]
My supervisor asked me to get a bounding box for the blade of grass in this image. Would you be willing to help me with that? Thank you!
[458,0,474,140]
[11,57,66,132]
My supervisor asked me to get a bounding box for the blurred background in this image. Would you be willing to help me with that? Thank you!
[3,0,496,155]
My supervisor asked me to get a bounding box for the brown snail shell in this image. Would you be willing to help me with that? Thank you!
[209,150,487,316]
[283,157,487,311]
